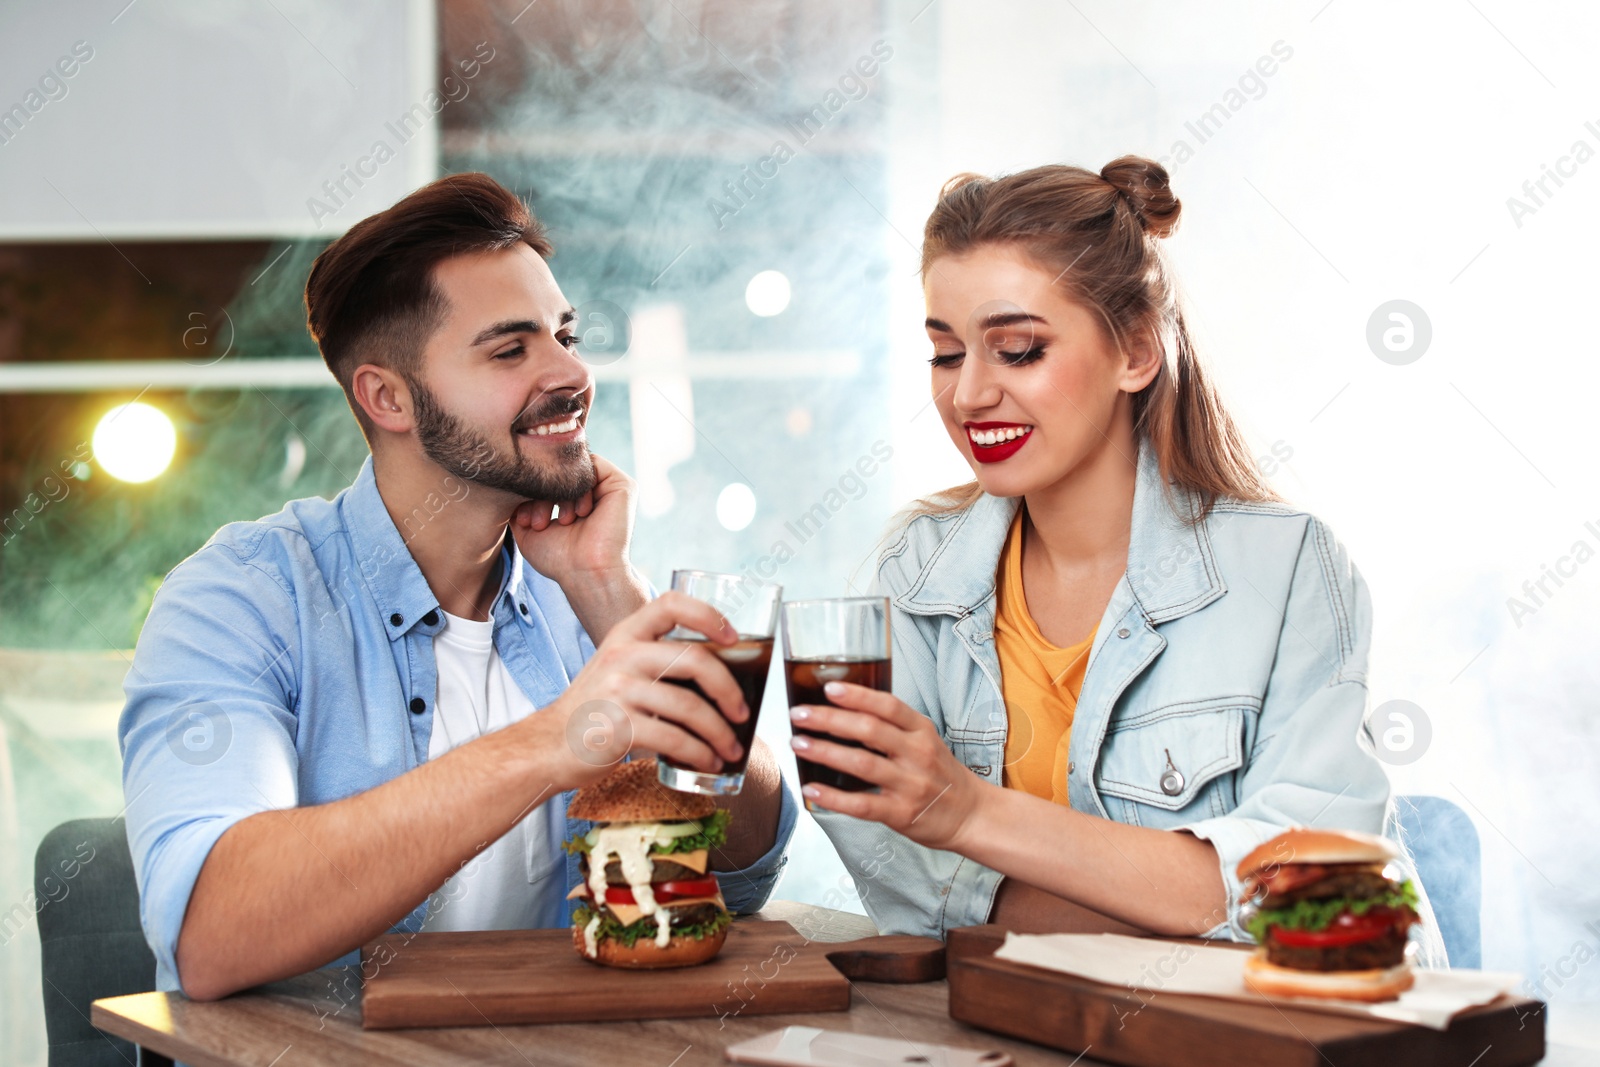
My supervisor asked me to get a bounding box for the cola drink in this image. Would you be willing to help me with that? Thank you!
[784,656,891,794]
[661,636,774,780]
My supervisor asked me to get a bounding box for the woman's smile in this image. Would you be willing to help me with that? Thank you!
[964,420,1034,462]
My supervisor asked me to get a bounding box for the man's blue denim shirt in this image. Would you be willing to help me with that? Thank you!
[118,456,796,993]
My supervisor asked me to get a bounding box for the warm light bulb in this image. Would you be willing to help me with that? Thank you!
[92,402,176,483]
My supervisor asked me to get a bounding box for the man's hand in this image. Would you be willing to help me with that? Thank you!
[524,591,753,792]
[509,452,648,644]
[510,451,633,579]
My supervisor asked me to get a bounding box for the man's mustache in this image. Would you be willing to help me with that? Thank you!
[511,395,585,433]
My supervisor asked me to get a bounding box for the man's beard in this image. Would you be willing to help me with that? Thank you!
[408,376,597,502]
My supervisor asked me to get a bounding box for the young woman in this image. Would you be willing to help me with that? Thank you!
[795,157,1444,960]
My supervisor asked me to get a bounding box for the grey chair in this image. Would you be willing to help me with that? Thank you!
[35,817,158,1067]
[1393,793,1482,968]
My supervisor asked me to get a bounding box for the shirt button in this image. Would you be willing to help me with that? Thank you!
[518,603,529,616]
[1117,627,1130,639]
[390,613,404,627]
[409,697,426,714]
[422,610,439,626]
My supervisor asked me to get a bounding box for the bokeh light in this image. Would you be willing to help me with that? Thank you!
[92,401,177,483]
[715,482,757,531]
[744,270,791,317]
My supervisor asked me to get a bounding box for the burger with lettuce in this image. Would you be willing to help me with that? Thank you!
[563,758,733,968]
[1238,828,1421,1002]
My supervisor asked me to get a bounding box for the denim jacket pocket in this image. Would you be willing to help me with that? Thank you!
[946,725,1005,787]
[1095,700,1251,825]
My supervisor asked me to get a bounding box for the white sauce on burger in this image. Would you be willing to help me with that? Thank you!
[585,820,698,953]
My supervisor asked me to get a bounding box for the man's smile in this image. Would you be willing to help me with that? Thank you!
[516,405,586,441]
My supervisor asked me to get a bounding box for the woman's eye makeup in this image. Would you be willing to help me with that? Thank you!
[926,345,1047,367]
[996,345,1045,366]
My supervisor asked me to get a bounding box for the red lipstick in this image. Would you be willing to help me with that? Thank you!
[964,422,1033,464]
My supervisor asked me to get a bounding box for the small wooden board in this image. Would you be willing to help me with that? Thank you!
[946,926,1546,1067]
[360,920,851,1029]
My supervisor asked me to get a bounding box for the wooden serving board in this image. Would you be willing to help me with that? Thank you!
[360,920,852,1029]
[946,926,1546,1067]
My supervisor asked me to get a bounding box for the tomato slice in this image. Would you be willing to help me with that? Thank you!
[587,877,721,906]
[1269,908,1401,948]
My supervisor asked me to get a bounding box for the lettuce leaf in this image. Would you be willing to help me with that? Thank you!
[1245,879,1419,943]
[656,808,730,855]
[562,808,730,857]
[574,903,732,948]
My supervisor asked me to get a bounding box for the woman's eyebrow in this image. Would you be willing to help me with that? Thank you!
[981,311,1047,328]
[925,311,1048,333]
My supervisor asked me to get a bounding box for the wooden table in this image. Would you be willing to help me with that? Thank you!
[92,902,1074,1066]
[91,902,1600,1067]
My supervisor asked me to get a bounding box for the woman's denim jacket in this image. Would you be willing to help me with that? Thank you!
[812,443,1447,965]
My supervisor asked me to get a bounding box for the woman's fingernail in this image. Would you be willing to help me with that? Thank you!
[823,681,846,699]
[730,742,744,759]
[790,706,811,722]
[791,735,812,751]
[739,702,752,722]
[802,785,822,800]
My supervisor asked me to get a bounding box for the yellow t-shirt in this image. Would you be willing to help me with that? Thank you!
[994,513,1096,804]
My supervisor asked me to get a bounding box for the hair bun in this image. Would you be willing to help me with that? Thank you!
[1100,155,1181,238]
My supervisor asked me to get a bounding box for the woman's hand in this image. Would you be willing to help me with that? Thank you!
[789,681,986,852]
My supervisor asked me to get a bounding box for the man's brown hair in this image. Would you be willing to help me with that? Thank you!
[304,172,552,435]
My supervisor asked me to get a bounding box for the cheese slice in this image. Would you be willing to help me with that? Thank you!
[665,848,710,873]
[598,891,727,929]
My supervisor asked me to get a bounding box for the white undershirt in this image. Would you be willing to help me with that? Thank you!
[420,609,567,932]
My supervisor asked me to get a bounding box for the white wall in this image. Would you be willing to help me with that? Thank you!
[0,0,435,239]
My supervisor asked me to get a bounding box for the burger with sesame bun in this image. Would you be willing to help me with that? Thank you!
[563,758,733,968]
[1238,828,1422,1002]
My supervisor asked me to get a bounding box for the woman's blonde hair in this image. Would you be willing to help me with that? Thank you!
[906,155,1277,522]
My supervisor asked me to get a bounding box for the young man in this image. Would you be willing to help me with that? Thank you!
[118,173,796,1000]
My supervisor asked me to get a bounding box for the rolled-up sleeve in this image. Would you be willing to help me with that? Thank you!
[1177,518,1389,941]
[118,546,302,993]
[717,774,799,914]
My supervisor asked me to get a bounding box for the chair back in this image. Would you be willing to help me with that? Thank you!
[1393,794,1482,968]
[35,817,156,1067]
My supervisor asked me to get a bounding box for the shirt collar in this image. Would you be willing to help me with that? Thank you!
[895,439,1224,623]
[340,456,522,639]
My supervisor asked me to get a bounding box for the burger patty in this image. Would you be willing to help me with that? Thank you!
[579,854,708,884]
[598,900,725,930]
[1261,869,1395,908]
[1264,926,1409,971]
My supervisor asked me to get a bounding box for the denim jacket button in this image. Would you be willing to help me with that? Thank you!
[966,764,991,777]
[1067,761,1075,775]
[1117,627,1131,639]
